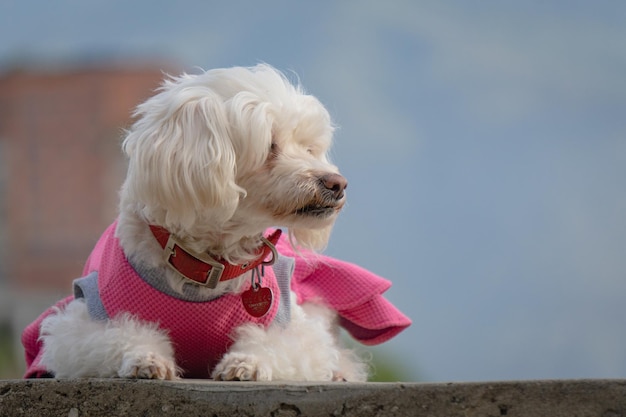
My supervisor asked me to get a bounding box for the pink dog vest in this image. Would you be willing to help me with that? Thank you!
[22,221,411,378]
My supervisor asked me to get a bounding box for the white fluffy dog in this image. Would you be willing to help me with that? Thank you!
[23,64,410,382]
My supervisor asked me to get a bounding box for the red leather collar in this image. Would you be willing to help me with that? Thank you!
[149,226,282,289]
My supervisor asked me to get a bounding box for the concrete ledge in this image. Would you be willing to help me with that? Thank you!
[1,379,625,416]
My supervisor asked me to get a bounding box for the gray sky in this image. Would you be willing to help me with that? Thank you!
[2,0,626,381]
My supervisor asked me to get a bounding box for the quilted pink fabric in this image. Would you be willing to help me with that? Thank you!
[22,222,411,378]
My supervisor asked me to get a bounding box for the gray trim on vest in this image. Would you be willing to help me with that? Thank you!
[272,255,294,326]
[73,272,109,321]
[128,258,224,303]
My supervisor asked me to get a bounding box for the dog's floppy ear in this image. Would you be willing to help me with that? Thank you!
[122,86,242,230]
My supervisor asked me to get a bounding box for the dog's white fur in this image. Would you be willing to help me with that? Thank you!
[38,64,368,381]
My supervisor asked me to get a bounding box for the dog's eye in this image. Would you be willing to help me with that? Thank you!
[306,148,313,155]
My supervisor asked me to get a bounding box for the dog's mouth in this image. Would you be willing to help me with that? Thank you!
[295,202,342,217]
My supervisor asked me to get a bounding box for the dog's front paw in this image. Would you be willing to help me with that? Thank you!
[118,351,177,380]
[212,353,272,381]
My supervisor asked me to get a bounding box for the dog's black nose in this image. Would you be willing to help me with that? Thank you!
[320,173,348,199]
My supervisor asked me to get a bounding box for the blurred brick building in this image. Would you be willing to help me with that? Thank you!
[0,66,166,289]
[0,64,172,375]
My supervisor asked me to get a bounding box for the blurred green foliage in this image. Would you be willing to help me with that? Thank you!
[0,322,19,378]
[368,349,415,382]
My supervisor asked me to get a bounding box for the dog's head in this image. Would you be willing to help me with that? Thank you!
[120,64,346,253]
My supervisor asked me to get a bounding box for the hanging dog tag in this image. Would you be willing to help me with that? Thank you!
[241,286,273,318]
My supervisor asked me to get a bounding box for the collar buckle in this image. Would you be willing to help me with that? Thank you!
[164,233,225,289]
